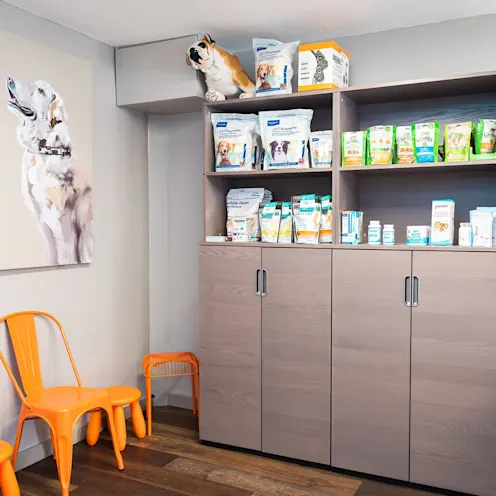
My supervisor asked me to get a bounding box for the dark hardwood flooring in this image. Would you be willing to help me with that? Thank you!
[17,407,459,496]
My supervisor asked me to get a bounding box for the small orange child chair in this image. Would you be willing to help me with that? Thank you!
[0,311,124,496]
[0,440,20,496]
[143,352,199,435]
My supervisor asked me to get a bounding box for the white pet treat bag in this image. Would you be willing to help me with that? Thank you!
[251,121,262,170]
[253,39,299,96]
[211,113,257,171]
[310,131,333,168]
[259,109,313,169]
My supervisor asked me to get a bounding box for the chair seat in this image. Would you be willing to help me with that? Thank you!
[0,440,13,462]
[26,386,109,414]
[106,386,141,407]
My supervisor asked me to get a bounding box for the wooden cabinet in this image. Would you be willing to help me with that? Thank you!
[199,246,262,450]
[115,35,204,114]
[261,248,331,464]
[332,250,411,480]
[411,252,496,496]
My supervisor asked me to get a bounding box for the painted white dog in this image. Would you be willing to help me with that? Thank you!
[6,76,93,265]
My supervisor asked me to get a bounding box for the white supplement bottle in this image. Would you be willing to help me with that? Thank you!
[459,222,473,247]
[368,220,382,245]
[383,224,395,245]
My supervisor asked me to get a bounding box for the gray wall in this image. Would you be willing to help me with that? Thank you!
[0,2,149,467]
[149,14,496,405]
[148,113,203,404]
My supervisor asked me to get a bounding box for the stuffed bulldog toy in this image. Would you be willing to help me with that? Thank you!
[186,34,255,102]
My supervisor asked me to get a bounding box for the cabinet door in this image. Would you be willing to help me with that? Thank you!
[411,252,496,496]
[199,246,262,450]
[332,250,411,480]
[262,248,331,464]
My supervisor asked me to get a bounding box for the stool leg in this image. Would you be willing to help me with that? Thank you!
[190,364,197,415]
[86,410,102,446]
[131,401,146,439]
[0,458,20,496]
[114,406,127,451]
[196,368,200,422]
[146,375,152,436]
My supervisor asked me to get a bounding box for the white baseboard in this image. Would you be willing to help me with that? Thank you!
[167,393,193,410]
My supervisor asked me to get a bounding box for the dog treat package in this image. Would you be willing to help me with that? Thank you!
[396,125,415,164]
[367,125,396,165]
[211,113,257,171]
[259,202,282,243]
[259,109,313,169]
[278,202,293,244]
[298,40,350,91]
[253,38,299,96]
[292,194,321,245]
[251,121,263,170]
[444,122,472,162]
[226,188,272,241]
[341,131,367,167]
[310,131,333,168]
[412,122,440,163]
[474,119,496,155]
[319,195,333,243]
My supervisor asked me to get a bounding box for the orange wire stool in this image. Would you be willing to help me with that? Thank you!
[0,441,20,496]
[143,352,199,436]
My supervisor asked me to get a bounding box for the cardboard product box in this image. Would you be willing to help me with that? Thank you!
[430,199,455,246]
[298,41,350,92]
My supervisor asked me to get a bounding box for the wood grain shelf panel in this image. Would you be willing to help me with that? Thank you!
[206,168,333,178]
[340,160,496,172]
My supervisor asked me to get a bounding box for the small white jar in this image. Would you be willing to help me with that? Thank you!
[459,222,473,247]
[368,220,382,245]
[383,224,395,245]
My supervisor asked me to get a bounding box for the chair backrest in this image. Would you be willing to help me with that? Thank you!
[0,311,82,399]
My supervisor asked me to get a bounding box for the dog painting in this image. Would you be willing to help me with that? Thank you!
[6,76,93,266]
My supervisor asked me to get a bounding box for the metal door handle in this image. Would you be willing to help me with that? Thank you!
[404,276,412,307]
[262,269,268,297]
[256,269,262,296]
[412,276,419,307]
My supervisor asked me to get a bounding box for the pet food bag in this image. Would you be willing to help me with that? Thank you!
[278,202,293,244]
[412,122,440,163]
[259,202,282,243]
[253,38,299,96]
[298,41,350,91]
[367,125,396,165]
[445,122,472,162]
[474,119,496,155]
[259,109,313,169]
[396,125,415,164]
[341,131,367,167]
[319,195,333,243]
[310,131,333,168]
[212,113,257,171]
[226,188,272,241]
[292,194,321,245]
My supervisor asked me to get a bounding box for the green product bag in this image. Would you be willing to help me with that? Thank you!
[366,125,396,165]
[445,122,472,162]
[341,131,367,167]
[474,119,496,155]
[412,123,440,163]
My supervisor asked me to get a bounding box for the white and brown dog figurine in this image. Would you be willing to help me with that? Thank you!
[6,76,93,266]
[186,34,255,102]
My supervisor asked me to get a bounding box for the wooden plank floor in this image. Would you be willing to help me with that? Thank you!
[17,407,458,496]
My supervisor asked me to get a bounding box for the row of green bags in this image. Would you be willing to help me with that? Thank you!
[341,119,496,166]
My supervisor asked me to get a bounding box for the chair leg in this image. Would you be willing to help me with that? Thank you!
[50,429,57,461]
[0,458,20,496]
[196,368,200,421]
[103,405,124,471]
[86,410,102,446]
[146,375,152,436]
[130,401,146,439]
[11,413,26,468]
[53,427,74,496]
[190,364,197,415]
[113,406,127,451]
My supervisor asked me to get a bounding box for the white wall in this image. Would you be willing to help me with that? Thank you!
[148,113,203,405]
[0,2,149,466]
[148,14,496,405]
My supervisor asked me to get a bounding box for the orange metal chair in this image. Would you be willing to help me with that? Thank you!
[0,311,124,496]
[0,441,20,496]
[86,385,146,451]
[143,352,199,436]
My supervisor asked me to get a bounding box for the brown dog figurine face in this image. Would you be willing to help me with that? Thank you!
[186,34,216,72]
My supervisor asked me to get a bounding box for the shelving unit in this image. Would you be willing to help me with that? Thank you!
[202,70,496,246]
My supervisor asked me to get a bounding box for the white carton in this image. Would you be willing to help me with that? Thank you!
[475,207,496,246]
[341,211,363,245]
[430,200,455,246]
[471,210,493,247]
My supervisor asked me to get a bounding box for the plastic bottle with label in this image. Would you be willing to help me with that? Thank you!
[383,225,395,245]
[368,220,382,245]
[458,222,473,247]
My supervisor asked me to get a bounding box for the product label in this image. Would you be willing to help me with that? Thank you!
[414,123,437,163]
[342,132,365,167]
[396,126,414,164]
[369,126,394,165]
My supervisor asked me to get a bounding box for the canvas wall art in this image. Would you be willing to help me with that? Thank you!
[0,30,93,270]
